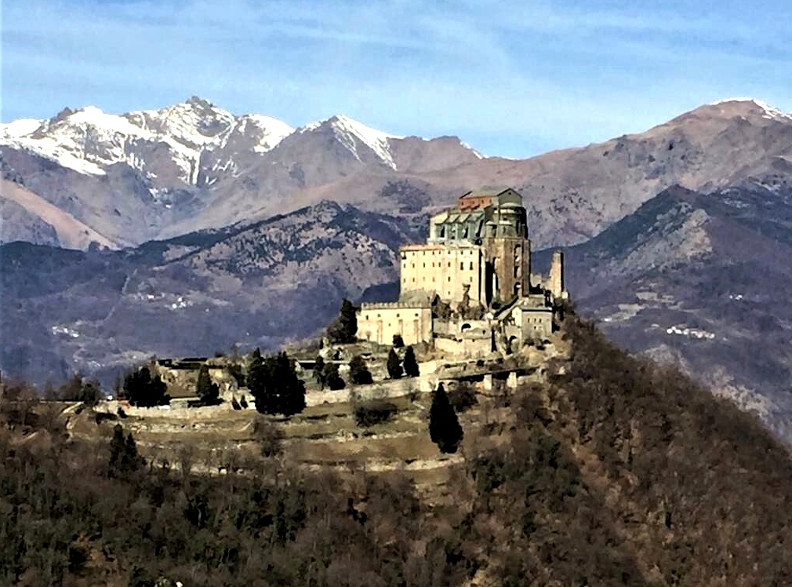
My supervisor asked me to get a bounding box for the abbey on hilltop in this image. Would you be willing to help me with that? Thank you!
[357,188,568,358]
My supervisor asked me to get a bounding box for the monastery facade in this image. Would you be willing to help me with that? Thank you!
[357,188,568,358]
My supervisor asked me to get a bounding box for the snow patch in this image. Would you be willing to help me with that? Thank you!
[299,114,401,169]
[708,98,792,122]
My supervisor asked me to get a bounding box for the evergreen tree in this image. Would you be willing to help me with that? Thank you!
[108,424,143,476]
[324,363,345,390]
[196,364,220,406]
[247,349,266,408]
[387,348,403,379]
[327,299,357,343]
[392,334,404,348]
[429,384,463,454]
[313,356,326,389]
[249,351,306,416]
[123,366,169,407]
[349,355,373,384]
[403,346,420,377]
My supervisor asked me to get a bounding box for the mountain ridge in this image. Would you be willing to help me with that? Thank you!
[4,96,792,251]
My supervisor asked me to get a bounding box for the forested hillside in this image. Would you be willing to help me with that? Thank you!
[3,313,792,586]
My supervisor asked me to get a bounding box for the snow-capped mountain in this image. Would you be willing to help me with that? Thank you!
[0,97,294,186]
[4,96,792,251]
[297,114,402,169]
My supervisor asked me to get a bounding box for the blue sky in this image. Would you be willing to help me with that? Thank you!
[2,0,791,157]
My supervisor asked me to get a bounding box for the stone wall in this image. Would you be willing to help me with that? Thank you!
[356,304,433,346]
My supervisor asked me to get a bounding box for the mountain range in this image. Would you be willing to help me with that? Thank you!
[2,96,792,441]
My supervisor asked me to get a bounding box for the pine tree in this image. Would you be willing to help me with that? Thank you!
[387,348,403,379]
[403,346,420,377]
[313,356,326,389]
[123,366,169,407]
[196,364,220,406]
[327,299,357,343]
[276,352,306,416]
[429,384,463,454]
[249,351,305,416]
[349,355,373,384]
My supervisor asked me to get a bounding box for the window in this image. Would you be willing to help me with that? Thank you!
[396,313,400,317]
[448,276,451,282]
[470,262,474,270]
[365,315,368,319]
[460,262,464,270]
[448,262,451,268]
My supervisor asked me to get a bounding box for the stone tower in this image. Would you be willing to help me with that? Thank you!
[549,250,564,300]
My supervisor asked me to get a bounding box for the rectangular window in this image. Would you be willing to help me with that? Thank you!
[470,262,474,270]
[460,262,464,270]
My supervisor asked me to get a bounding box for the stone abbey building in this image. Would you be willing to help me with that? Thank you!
[357,188,568,358]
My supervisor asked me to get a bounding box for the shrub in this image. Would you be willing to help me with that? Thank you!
[324,363,346,390]
[254,417,284,457]
[403,346,420,377]
[387,349,403,379]
[448,384,478,412]
[355,400,398,427]
[350,355,373,384]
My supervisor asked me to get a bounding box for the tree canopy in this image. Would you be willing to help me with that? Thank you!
[248,351,306,416]
[327,299,357,344]
[122,366,169,407]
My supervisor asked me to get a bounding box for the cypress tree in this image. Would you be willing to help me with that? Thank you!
[196,364,220,406]
[429,384,463,454]
[403,346,420,377]
[313,356,326,389]
[387,348,403,380]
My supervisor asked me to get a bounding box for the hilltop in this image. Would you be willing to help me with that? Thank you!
[3,312,792,585]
